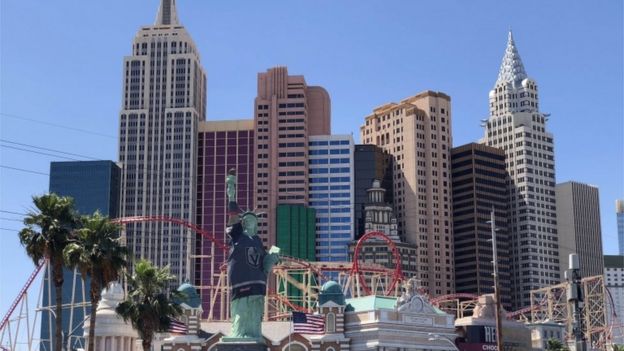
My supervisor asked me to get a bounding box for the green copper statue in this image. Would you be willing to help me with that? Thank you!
[223,168,279,343]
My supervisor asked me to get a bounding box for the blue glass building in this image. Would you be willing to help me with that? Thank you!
[308,135,354,263]
[40,160,120,350]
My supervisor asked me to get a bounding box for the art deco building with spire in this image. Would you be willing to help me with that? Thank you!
[118,0,207,284]
[481,32,559,309]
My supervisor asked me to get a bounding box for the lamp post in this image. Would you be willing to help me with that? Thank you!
[487,207,504,351]
[39,307,65,350]
[428,333,460,351]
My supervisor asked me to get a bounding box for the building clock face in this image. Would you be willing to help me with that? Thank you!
[410,296,424,312]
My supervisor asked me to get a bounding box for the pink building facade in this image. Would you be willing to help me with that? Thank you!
[254,67,331,246]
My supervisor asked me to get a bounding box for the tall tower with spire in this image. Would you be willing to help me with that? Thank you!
[118,0,207,284]
[481,32,559,309]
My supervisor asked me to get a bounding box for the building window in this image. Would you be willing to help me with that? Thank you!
[282,342,307,351]
[326,312,336,333]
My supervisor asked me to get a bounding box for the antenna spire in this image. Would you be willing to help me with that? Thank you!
[155,0,180,26]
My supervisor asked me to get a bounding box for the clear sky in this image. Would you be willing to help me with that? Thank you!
[1,0,622,316]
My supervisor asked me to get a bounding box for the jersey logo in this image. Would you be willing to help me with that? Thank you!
[246,247,261,268]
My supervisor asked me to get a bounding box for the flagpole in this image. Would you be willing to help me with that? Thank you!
[289,311,292,351]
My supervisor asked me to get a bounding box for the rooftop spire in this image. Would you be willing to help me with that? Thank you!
[155,0,180,26]
[496,30,528,85]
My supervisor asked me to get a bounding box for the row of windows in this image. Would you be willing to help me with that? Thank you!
[310,193,351,199]
[310,200,351,207]
[309,140,351,146]
[309,185,350,191]
[310,177,350,183]
[309,149,350,155]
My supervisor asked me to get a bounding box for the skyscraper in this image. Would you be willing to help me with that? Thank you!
[196,120,254,319]
[360,91,454,296]
[451,143,511,309]
[617,199,624,255]
[353,144,393,239]
[254,66,330,246]
[308,135,354,262]
[41,161,120,350]
[556,181,604,278]
[118,0,206,284]
[481,31,559,309]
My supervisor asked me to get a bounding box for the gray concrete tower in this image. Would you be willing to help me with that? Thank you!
[118,0,207,284]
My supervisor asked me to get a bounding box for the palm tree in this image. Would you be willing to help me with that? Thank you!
[63,211,128,351]
[546,338,569,351]
[18,193,78,351]
[115,260,184,351]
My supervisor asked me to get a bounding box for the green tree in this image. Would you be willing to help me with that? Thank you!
[63,212,128,351]
[18,193,78,351]
[115,260,184,351]
[546,338,569,351]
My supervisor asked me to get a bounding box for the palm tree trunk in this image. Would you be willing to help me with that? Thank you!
[88,278,100,351]
[142,338,151,351]
[52,259,64,351]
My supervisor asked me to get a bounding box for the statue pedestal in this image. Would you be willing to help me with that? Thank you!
[214,338,267,351]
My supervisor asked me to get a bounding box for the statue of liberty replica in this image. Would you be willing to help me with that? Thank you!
[219,168,280,349]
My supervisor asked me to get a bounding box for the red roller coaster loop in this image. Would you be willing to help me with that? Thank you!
[352,231,403,296]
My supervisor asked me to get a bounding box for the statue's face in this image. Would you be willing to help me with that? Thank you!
[241,214,258,237]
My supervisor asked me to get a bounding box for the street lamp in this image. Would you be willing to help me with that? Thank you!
[39,307,65,350]
[428,332,460,351]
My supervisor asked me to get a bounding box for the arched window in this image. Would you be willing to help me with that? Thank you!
[326,347,336,351]
[282,341,307,351]
[326,312,336,333]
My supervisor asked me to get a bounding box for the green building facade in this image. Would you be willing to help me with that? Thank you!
[276,204,316,261]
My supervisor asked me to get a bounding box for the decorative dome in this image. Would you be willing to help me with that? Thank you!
[177,283,201,309]
[319,281,345,306]
[84,282,138,339]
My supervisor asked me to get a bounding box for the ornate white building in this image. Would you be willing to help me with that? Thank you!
[83,283,137,351]
[363,179,399,242]
[481,31,560,309]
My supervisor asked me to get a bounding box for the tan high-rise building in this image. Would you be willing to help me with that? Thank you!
[254,67,330,246]
[118,0,206,283]
[360,91,454,296]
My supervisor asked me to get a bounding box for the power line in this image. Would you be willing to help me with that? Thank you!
[1,144,79,161]
[0,165,49,176]
[0,210,27,216]
[0,139,101,160]
[0,228,19,232]
[0,217,23,222]
[0,112,116,139]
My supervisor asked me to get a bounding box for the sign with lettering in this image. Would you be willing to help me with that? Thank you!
[402,315,433,326]
[456,325,531,351]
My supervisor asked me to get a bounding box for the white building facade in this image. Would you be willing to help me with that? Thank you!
[604,255,624,345]
[308,135,354,262]
[118,0,207,283]
[481,31,560,309]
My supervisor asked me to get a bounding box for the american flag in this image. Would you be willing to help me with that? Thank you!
[292,312,325,334]
[168,319,188,334]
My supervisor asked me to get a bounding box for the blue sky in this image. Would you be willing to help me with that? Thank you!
[1,0,622,315]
